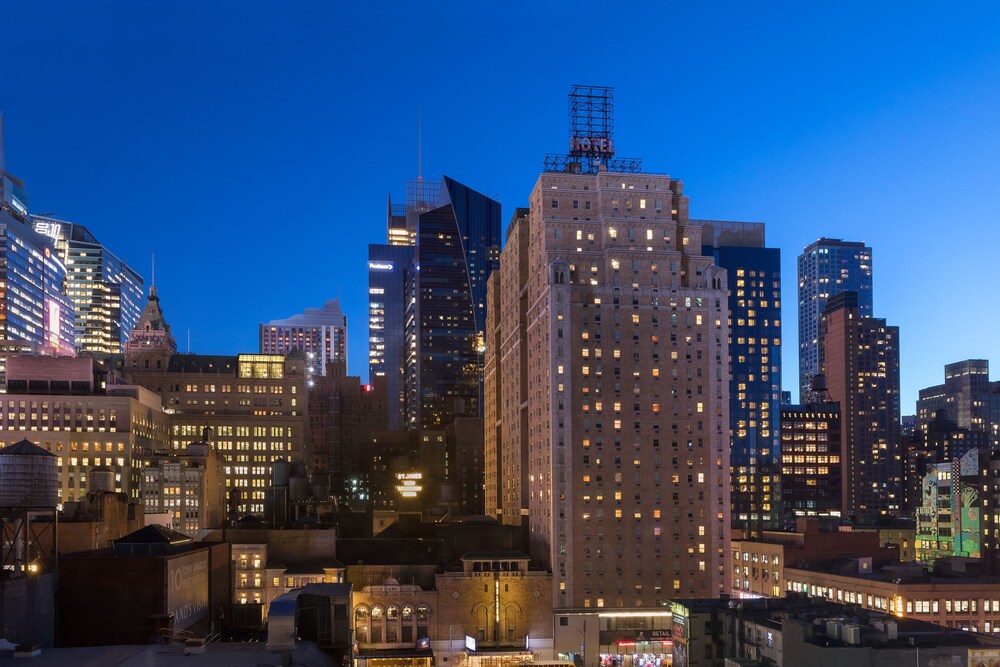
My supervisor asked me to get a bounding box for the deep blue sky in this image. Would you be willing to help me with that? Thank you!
[3,1,1000,411]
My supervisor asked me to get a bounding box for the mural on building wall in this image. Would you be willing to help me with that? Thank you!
[916,449,981,563]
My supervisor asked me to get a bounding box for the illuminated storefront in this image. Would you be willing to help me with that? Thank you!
[599,631,673,667]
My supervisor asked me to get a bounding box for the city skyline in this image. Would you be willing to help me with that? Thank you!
[4,3,1000,410]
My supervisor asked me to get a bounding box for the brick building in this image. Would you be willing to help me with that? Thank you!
[486,166,732,609]
[730,518,898,599]
[123,287,309,516]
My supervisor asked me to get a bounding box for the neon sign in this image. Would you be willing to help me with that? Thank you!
[570,136,614,155]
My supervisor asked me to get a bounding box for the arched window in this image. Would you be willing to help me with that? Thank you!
[371,606,384,643]
[504,603,522,643]
[355,606,369,643]
[386,606,400,643]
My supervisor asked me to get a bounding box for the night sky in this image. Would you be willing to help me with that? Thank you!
[3,1,1000,410]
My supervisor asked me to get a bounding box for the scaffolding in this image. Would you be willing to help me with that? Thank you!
[543,85,642,175]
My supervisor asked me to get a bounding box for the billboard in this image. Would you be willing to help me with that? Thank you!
[167,551,209,629]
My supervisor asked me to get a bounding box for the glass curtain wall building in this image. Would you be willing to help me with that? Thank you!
[371,176,501,432]
[0,210,76,357]
[797,238,872,400]
[405,176,501,430]
[368,243,415,431]
[701,221,782,533]
[31,216,144,354]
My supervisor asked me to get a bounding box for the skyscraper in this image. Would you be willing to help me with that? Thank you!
[31,216,144,354]
[405,176,501,430]
[369,176,501,432]
[486,86,731,608]
[259,299,347,382]
[917,360,1000,436]
[701,221,782,532]
[0,119,76,368]
[797,238,872,399]
[368,243,415,430]
[818,291,901,516]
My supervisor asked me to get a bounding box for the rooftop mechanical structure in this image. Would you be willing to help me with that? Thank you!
[544,85,642,174]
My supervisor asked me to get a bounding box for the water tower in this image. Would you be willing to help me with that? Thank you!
[0,439,59,576]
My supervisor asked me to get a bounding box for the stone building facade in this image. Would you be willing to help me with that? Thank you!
[486,169,731,609]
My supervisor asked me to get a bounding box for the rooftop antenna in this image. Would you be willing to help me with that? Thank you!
[151,251,155,286]
[187,328,191,354]
[417,106,422,182]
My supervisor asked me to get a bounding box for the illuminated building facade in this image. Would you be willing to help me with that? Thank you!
[405,177,501,430]
[487,166,732,608]
[917,360,1000,440]
[259,299,347,382]
[31,216,144,354]
[779,402,842,517]
[818,291,901,516]
[1,355,170,503]
[915,448,981,563]
[124,289,309,516]
[370,177,501,432]
[797,238,872,400]
[0,210,76,358]
[782,559,1000,635]
[141,436,226,535]
[0,120,76,386]
[701,220,782,533]
[368,243,414,430]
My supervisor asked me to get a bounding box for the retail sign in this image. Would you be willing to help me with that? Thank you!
[635,629,673,641]
[368,261,394,271]
[33,220,62,241]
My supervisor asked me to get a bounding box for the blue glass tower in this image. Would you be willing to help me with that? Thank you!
[797,238,872,400]
[702,221,782,532]
[368,243,415,431]
[406,176,501,429]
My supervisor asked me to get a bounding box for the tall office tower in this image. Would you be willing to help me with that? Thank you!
[369,179,438,429]
[31,216,144,354]
[0,121,76,369]
[917,360,1000,435]
[779,401,842,517]
[259,299,347,382]
[486,86,731,608]
[124,288,308,516]
[368,244,415,430]
[701,221,782,533]
[405,176,501,429]
[818,291,901,516]
[797,238,872,400]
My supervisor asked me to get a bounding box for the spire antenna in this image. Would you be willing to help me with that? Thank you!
[417,106,422,182]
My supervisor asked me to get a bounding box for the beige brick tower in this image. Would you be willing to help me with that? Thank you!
[486,168,731,610]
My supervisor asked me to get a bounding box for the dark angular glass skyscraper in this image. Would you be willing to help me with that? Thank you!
[702,221,782,533]
[405,176,501,429]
